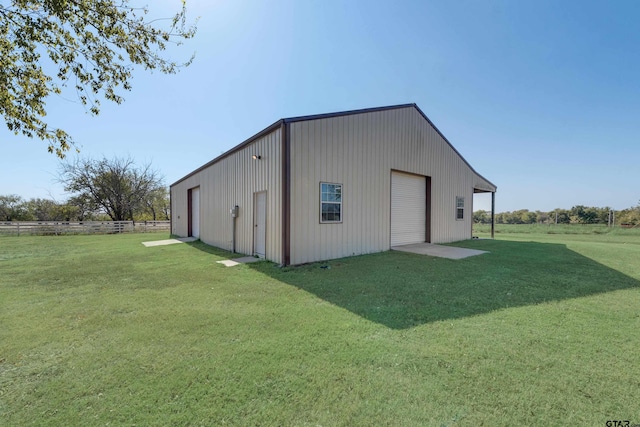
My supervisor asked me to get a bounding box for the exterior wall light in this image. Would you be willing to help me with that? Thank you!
[252,154,261,160]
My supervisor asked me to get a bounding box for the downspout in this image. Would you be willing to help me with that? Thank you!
[281,120,291,266]
[231,205,238,253]
[169,187,173,236]
[491,192,495,239]
[470,189,474,238]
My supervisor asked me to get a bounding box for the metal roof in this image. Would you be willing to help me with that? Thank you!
[171,103,496,190]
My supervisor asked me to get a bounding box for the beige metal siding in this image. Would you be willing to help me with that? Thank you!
[289,107,481,264]
[170,128,283,264]
[390,171,426,246]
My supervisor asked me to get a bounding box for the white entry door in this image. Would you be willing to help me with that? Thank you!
[391,171,426,246]
[190,187,200,238]
[253,191,266,257]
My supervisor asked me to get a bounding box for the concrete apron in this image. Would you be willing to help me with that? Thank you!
[216,256,263,267]
[391,243,488,260]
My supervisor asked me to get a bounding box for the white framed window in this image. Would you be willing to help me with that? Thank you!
[456,196,464,220]
[320,182,342,223]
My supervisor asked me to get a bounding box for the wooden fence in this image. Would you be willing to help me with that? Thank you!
[0,221,170,236]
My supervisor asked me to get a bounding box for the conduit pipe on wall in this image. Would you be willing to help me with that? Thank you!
[231,205,238,253]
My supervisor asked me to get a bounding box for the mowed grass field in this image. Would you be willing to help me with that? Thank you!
[1,229,639,425]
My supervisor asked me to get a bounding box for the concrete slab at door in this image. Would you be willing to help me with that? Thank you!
[392,243,488,259]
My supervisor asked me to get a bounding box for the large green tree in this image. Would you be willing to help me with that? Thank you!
[143,186,170,221]
[617,201,640,226]
[0,194,26,220]
[59,156,164,221]
[0,0,196,157]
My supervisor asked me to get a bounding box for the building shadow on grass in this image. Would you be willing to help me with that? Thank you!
[184,240,238,258]
[244,240,640,329]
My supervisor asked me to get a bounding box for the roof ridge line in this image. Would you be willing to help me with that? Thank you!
[283,103,416,123]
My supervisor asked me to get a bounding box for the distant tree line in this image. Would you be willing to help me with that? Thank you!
[474,203,640,226]
[0,157,170,222]
[0,192,170,223]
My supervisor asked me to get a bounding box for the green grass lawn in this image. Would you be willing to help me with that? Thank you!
[474,222,640,236]
[1,232,639,425]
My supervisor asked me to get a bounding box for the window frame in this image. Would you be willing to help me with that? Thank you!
[319,182,343,224]
[456,196,465,220]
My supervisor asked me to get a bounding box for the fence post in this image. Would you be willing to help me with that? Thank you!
[17,222,20,237]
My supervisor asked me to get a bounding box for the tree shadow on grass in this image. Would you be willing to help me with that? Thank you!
[244,240,640,329]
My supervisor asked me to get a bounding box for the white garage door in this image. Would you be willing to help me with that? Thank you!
[391,171,426,246]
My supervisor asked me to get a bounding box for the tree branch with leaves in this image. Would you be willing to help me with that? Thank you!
[0,0,196,157]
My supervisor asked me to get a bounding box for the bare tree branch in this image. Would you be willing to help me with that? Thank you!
[58,156,164,221]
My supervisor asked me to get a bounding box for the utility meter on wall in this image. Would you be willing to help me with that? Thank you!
[230,205,239,218]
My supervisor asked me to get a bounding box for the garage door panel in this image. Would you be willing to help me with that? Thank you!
[391,171,426,246]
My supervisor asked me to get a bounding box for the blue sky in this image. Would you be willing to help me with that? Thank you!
[2,0,639,212]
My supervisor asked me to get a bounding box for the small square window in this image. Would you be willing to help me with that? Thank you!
[456,196,464,220]
[320,182,342,223]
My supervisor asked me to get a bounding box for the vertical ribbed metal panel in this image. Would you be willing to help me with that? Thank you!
[289,106,484,264]
[170,185,184,237]
[170,128,282,264]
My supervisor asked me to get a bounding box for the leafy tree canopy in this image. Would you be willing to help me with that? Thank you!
[0,194,25,220]
[0,0,196,157]
[59,155,165,221]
